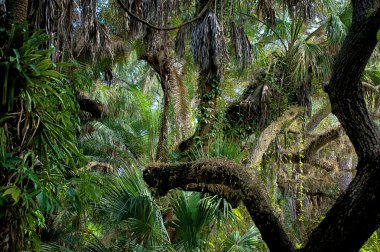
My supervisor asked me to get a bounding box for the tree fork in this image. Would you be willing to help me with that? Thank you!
[302,0,380,251]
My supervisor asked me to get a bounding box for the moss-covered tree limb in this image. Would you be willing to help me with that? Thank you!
[144,157,295,252]
[5,0,28,26]
[305,103,331,133]
[246,106,302,169]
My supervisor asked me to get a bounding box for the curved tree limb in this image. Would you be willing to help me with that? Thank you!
[305,103,331,133]
[246,106,302,169]
[144,158,295,252]
[304,126,342,157]
[362,81,380,93]
[302,1,380,251]
[305,81,379,134]
[280,126,342,171]
[116,0,211,31]
[307,157,338,172]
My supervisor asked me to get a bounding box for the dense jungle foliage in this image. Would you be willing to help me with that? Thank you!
[2,0,380,251]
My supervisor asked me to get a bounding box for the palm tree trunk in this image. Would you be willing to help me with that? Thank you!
[5,0,28,26]
[141,38,173,162]
[156,81,170,162]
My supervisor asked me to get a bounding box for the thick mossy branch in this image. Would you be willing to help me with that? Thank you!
[144,157,295,252]
[279,126,342,171]
[246,106,302,169]
[304,126,342,157]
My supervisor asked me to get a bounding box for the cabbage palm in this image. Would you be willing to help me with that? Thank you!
[169,192,215,251]
[78,84,161,164]
[97,166,169,250]
[223,225,263,252]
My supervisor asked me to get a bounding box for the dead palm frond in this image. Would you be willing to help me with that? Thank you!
[191,10,228,71]
[230,21,252,68]
[76,0,114,63]
[257,0,276,26]
[226,82,273,133]
[175,24,192,59]
[284,0,315,20]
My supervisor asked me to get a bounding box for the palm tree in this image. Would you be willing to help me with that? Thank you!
[98,166,169,250]
[223,225,263,252]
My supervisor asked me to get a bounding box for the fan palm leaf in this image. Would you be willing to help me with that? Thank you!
[223,226,262,252]
[99,167,169,247]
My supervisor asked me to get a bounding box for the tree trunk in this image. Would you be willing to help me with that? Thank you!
[1,1,28,251]
[5,0,28,26]
[196,67,219,144]
[156,81,170,162]
[141,50,172,162]
[302,0,380,251]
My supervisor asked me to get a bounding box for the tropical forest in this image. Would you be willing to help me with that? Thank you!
[1,0,380,251]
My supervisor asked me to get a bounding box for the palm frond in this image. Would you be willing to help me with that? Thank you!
[230,22,253,68]
[191,10,228,71]
[170,192,216,251]
[223,225,262,252]
[99,167,169,246]
[289,39,331,107]
[41,242,76,252]
[326,12,348,44]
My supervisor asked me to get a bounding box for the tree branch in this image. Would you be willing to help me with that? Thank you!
[246,106,302,169]
[362,81,380,93]
[305,81,379,134]
[305,103,331,133]
[116,0,211,31]
[304,126,342,158]
[144,158,295,252]
[281,126,342,171]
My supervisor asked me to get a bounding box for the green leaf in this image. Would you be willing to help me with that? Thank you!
[377,29,380,42]
[3,186,22,203]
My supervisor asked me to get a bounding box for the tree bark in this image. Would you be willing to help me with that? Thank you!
[5,0,28,26]
[246,106,302,168]
[305,103,331,133]
[141,51,172,162]
[302,0,380,251]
